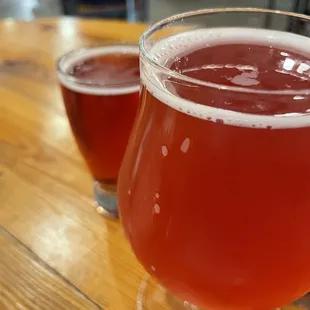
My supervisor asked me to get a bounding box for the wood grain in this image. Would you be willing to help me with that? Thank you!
[0,228,100,310]
[0,18,148,310]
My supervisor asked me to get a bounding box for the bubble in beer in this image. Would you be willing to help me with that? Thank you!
[161,145,168,157]
[155,192,160,199]
[294,95,304,100]
[180,138,191,153]
[154,203,161,214]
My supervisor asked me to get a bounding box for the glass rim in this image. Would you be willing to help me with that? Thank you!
[139,7,310,96]
[57,42,140,89]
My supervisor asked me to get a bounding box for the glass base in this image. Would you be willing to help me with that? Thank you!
[137,275,310,310]
[93,181,118,218]
[137,275,200,310]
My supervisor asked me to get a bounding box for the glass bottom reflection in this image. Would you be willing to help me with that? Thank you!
[137,275,310,310]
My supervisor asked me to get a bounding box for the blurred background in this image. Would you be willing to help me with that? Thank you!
[0,0,309,23]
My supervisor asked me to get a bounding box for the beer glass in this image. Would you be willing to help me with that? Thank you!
[118,8,310,309]
[58,43,140,218]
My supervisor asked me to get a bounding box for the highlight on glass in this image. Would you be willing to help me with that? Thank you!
[57,43,140,218]
[118,8,310,310]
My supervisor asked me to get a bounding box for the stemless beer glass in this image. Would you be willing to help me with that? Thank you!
[58,43,140,218]
[118,8,310,310]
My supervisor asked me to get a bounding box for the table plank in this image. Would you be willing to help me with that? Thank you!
[0,158,144,309]
[0,18,147,309]
[0,227,101,310]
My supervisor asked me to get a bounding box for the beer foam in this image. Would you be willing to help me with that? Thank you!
[141,28,310,129]
[58,45,140,95]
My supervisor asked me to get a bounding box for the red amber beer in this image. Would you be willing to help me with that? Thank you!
[118,10,310,310]
[58,44,140,217]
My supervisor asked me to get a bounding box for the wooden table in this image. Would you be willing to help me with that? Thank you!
[0,18,149,310]
[1,16,310,310]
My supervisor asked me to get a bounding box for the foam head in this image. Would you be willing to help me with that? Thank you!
[58,45,140,96]
[141,28,310,129]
